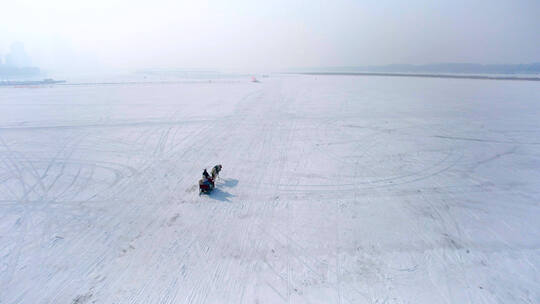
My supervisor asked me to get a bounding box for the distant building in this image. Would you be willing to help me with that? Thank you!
[5,42,32,67]
[0,42,40,78]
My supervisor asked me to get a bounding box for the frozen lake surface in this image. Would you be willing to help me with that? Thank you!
[0,75,539,303]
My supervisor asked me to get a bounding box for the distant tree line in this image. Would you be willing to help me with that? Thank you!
[294,63,540,75]
[355,63,540,74]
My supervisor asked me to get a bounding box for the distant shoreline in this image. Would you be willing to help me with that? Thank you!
[0,79,66,86]
[298,72,540,81]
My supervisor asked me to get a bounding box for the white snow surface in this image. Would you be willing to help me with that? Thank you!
[0,75,539,303]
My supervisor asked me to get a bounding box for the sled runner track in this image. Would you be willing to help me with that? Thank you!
[236,87,298,303]
[272,150,463,193]
[1,157,138,201]
[433,135,540,145]
[261,225,374,304]
[0,131,90,289]
[0,118,220,131]
[308,117,465,189]
[311,117,383,166]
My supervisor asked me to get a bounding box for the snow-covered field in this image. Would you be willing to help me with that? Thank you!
[1,75,539,303]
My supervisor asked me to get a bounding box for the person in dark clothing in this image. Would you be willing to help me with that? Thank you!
[202,169,214,188]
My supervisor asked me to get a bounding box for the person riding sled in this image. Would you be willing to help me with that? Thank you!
[202,169,214,187]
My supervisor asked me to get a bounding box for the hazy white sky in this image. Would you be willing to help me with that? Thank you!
[1,0,539,72]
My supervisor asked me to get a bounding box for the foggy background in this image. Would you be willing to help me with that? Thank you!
[1,0,539,74]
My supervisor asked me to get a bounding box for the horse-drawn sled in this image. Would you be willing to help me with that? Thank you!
[199,164,222,195]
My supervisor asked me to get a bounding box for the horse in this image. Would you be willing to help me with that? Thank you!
[211,164,222,180]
